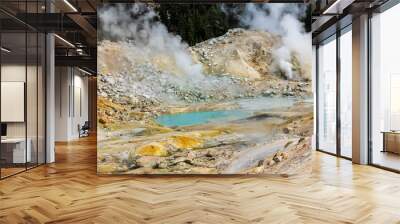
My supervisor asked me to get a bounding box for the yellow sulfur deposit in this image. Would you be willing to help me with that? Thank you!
[135,142,169,157]
[198,130,225,138]
[169,135,203,150]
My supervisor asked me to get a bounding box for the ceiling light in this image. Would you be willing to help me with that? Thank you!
[323,0,343,14]
[76,48,84,55]
[78,68,93,76]
[63,0,78,12]
[54,34,75,48]
[1,47,11,53]
[322,0,356,15]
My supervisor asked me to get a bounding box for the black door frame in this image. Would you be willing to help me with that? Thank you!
[315,23,352,161]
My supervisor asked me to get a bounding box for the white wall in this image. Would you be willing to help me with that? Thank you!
[55,67,70,141]
[55,67,89,141]
[1,63,46,164]
[1,65,26,138]
[1,65,42,137]
[72,73,89,138]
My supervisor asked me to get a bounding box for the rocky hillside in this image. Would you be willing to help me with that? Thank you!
[97,28,312,127]
[190,28,276,79]
[190,28,310,80]
[98,28,310,81]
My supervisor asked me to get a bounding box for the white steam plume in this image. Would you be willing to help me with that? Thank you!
[223,3,311,79]
[98,4,246,102]
[98,3,204,79]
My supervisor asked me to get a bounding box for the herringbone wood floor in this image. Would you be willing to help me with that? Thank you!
[1,136,400,224]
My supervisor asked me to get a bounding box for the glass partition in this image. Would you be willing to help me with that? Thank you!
[370,4,400,171]
[1,30,28,177]
[339,27,352,158]
[316,25,354,160]
[0,1,46,179]
[317,35,337,154]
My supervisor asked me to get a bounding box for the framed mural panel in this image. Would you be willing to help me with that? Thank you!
[97,3,313,175]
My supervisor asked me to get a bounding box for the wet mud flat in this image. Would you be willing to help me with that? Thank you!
[97,98,313,175]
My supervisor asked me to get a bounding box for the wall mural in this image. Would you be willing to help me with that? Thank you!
[97,3,313,175]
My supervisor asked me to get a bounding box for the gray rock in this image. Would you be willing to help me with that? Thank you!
[273,155,283,163]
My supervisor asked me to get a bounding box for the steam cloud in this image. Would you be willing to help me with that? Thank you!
[98,4,245,101]
[99,3,311,81]
[223,3,311,79]
[99,4,204,79]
